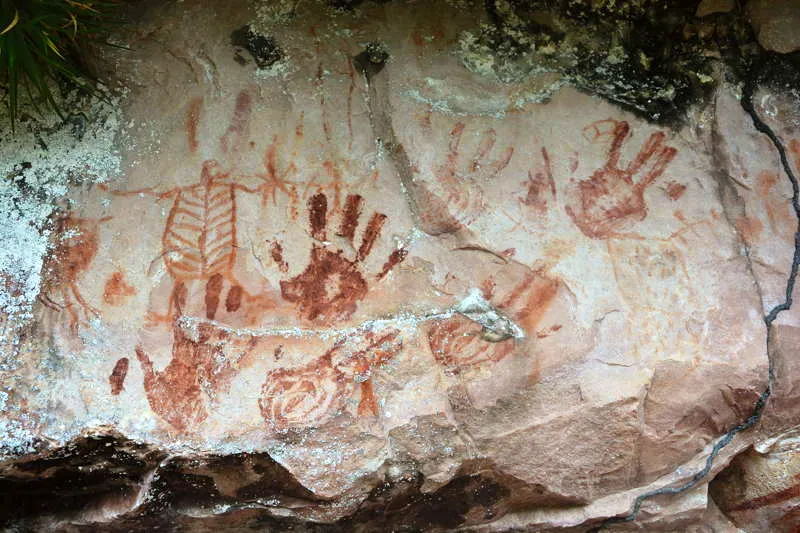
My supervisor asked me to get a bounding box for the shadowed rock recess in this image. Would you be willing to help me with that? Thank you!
[1,0,800,531]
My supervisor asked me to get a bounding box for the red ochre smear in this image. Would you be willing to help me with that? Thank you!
[186,97,203,153]
[109,357,129,395]
[103,271,136,306]
[666,181,687,201]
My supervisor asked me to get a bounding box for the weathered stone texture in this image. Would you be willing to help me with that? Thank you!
[1,0,799,531]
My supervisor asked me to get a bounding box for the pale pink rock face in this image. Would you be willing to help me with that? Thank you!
[0,0,796,531]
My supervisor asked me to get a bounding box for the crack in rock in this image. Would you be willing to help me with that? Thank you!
[179,291,524,342]
[593,69,800,532]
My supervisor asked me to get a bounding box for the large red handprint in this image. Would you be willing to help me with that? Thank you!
[135,318,254,432]
[566,119,677,239]
[273,192,407,323]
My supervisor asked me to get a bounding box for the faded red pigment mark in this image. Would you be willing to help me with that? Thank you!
[316,63,332,143]
[337,193,364,243]
[186,97,203,153]
[416,122,513,235]
[568,152,579,174]
[39,214,111,335]
[428,269,560,374]
[308,192,328,240]
[416,185,464,236]
[378,249,409,281]
[277,193,406,322]
[345,55,357,151]
[565,119,677,239]
[453,245,510,265]
[481,277,496,299]
[757,170,796,239]
[259,330,402,430]
[225,285,242,312]
[357,212,387,260]
[536,324,562,339]
[270,241,289,273]
[109,357,129,395]
[757,170,778,197]
[262,134,299,207]
[205,273,225,320]
[735,215,764,245]
[790,139,800,168]
[665,181,686,201]
[220,91,252,154]
[322,160,344,212]
[521,147,556,215]
[419,107,433,133]
[103,271,136,306]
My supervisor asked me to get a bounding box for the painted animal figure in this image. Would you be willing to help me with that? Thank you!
[149,159,256,319]
[38,214,110,335]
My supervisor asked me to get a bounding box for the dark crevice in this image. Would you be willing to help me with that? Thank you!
[230,26,283,69]
[592,62,800,531]
[707,105,769,323]
[742,83,800,326]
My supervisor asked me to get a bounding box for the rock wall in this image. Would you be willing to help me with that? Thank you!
[1,0,799,531]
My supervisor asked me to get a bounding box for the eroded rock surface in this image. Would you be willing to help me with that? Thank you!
[1,0,799,531]
[748,0,800,54]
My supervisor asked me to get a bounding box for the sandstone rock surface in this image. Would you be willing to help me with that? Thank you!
[0,1,798,531]
[748,0,800,54]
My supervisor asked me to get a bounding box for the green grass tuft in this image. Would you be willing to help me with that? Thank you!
[0,0,120,131]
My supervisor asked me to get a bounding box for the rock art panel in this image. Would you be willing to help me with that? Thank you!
[0,1,790,532]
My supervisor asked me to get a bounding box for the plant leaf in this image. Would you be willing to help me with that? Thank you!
[1,10,19,36]
[43,35,64,58]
